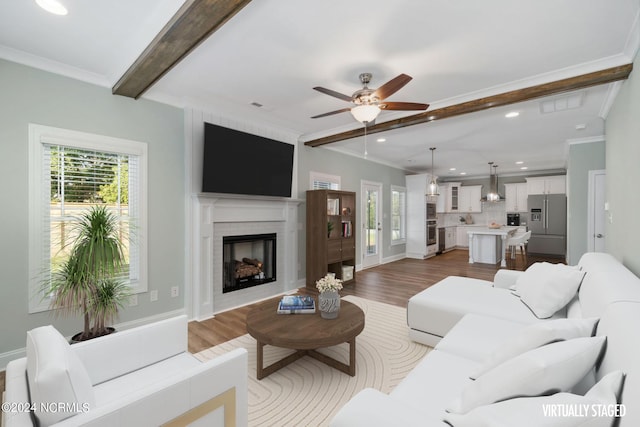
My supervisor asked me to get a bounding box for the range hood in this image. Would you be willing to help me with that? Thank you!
[482,162,503,202]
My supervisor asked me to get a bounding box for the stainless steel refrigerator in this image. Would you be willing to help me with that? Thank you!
[527,194,567,256]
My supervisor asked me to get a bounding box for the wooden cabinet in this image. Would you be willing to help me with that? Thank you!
[458,185,482,213]
[526,176,566,195]
[504,183,528,212]
[306,190,356,288]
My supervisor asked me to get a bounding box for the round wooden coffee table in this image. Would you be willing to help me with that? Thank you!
[246,297,365,379]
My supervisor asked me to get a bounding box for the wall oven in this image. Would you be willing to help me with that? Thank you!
[426,202,437,246]
[427,220,437,246]
[426,202,437,221]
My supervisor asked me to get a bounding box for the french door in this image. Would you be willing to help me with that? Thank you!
[361,181,382,269]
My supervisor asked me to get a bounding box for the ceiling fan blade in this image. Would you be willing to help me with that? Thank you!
[313,86,353,102]
[380,101,429,111]
[374,74,412,100]
[311,107,352,119]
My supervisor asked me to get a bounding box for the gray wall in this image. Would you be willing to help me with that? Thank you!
[566,141,605,265]
[0,59,185,360]
[297,145,407,280]
[605,51,640,276]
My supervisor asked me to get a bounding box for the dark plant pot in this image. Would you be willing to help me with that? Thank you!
[70,327,116,344]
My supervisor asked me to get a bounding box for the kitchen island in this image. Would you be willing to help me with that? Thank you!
[466,226,518,267]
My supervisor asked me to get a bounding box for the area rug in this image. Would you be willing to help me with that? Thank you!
[194,295,432,426]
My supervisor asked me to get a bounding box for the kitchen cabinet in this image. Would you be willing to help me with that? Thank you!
[405,174,437,259]
[456,226,471,247]
[436,188,446,213]
[458,185,482,213]
[446,182,461,212]
[504,183,528,212]
[445,227,457,250]
[526,176,566,195]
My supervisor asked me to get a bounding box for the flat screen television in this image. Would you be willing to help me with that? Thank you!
[202,122,295,197]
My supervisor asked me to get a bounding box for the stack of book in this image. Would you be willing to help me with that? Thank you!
[277,295,316,314]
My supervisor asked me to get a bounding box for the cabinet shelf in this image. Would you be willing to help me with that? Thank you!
[306,190,357,288]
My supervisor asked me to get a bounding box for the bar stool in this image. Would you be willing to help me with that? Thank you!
[506,230,531,265]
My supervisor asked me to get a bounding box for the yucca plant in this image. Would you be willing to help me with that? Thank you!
[46,205,130,341]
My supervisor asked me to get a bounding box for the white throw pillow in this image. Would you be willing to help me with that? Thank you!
[446,336,606,415]
[26,325,95,426]
[470,317,599,379]
[515,262,586,319]
[443,370,624,427]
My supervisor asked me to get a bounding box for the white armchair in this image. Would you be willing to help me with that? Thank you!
[2,316,247,427]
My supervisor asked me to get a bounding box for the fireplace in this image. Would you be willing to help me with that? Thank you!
[223,233,276,293]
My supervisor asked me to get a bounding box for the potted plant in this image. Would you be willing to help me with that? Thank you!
[316,273,343,319]
[46,205,131,341]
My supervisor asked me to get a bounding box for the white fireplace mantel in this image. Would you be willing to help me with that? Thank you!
[190,193,303,320]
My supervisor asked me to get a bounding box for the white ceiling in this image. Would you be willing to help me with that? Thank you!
[1,0,638,177]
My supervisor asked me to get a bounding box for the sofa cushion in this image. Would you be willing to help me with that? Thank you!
[470,317,599,379]
[446,336,606,415]
[443,370,624,427]
[435,314,527,363]
[515,262,585,319]
[26,325,96,426]
[408,276,555,342]
[390,349,480,417]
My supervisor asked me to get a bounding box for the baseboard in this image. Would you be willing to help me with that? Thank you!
[382,253,406,264]
[0,309,186,371]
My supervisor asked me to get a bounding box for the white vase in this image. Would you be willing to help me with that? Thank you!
[319,290,340,319]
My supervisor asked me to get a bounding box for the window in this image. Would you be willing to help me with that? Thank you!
[29,124,148,313]
[310,171,340,190]
[391,186,406,244]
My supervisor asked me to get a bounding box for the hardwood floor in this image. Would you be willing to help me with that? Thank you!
[187,249,561,353]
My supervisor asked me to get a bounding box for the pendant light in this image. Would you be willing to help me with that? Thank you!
[426,147,439,197]
[486,162,501,202]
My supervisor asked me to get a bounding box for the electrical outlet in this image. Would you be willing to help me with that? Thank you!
[129,294,138,307]
[171,286,179,298]
[150,290,158,302]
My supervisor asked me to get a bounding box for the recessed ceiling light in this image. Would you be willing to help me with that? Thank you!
[449,168,456,171]
[505,111,520,118]
[460,172,467,175]
[376,138,386,143]
[515,161,524,165]
[520,166,528,170]
[36,0,68,15]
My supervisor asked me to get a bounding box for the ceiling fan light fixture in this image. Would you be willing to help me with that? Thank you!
[351,104,381,124]
[36,0,68,15]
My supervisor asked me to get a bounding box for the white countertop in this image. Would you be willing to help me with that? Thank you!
[465,226,519,236]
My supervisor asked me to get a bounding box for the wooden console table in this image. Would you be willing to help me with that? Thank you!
[246,298,365,379]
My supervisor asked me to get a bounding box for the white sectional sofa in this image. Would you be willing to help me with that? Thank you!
[331,253,640,426]
[2,315,248,427]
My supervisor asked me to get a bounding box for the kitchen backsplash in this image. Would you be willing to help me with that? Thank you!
[439,202,529,227]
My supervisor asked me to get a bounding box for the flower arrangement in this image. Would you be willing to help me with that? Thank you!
[316,273,343,293]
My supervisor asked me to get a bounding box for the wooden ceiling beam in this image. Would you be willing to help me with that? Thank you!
[303,63,633,147]
[112,0,253,99]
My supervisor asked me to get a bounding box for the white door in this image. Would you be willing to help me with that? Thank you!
[588,170,606,252]
[362,181,382,269]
